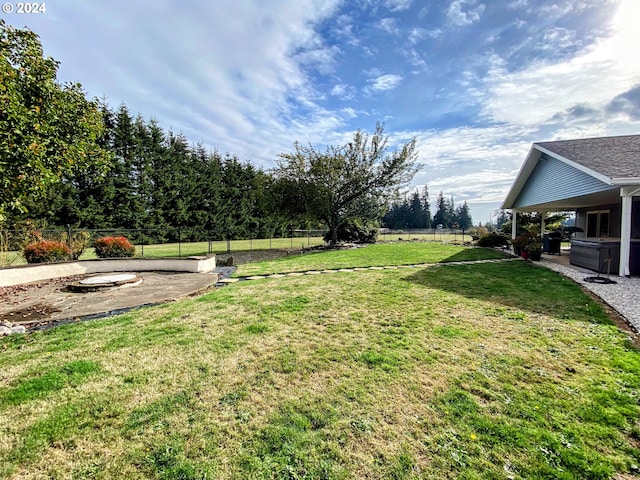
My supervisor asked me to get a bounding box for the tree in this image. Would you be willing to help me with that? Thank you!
[275,123,419,244]
[0,20,111,224]
[433,191,452,228]
[420,186,432,229]
[455,201,472,231]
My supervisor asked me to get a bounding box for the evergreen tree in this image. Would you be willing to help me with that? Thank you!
[420,186,432,229]
[408,191,424,228]
[455,201,473,231]
[433,191,452,228]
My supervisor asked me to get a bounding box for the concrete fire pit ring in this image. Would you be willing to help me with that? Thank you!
[68,273,143,292]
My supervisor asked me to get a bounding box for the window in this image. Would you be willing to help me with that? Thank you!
[586,210,610,237]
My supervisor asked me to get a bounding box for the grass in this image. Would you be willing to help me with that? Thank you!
[1,244,639,479]
[235,242,510,276]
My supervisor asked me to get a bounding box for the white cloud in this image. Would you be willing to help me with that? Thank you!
[541,27,576,48]
[377,18,400,35]
[369,74,404,91]
[446,0,486,26]
[384,0,413,11]
[480,0,640,126]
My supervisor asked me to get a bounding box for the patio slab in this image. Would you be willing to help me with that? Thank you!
[1,271,220,330]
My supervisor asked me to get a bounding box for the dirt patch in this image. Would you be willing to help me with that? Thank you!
[216,248,302,265]
[1,303,62,323]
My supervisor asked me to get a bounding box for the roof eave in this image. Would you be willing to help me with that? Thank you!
[611,177,640,186]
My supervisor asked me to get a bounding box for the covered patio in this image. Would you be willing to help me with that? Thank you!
[502,135,640,277]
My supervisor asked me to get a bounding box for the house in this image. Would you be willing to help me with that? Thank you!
[502,135,640,276]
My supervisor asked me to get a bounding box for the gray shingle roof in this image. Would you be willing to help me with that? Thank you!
[535,134,640,179]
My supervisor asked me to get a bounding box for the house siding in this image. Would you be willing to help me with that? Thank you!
[513,153,614,209]
[575,203,622,238]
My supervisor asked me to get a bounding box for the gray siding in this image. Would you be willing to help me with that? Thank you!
[575,203,621,238]
[513,153,614,209]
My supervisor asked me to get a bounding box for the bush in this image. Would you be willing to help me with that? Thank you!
[324,219,379,244]
[476,232,510,248]
[23,240,72,263]
[59,230,91,260]
[94,236,135,258]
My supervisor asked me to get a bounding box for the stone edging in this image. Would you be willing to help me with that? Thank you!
[0,256,217,287]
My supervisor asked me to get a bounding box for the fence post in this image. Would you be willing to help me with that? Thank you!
[178,226,181,257]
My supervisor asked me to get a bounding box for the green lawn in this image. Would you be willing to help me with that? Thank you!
[1,244,639,479]
[235,242,511,276]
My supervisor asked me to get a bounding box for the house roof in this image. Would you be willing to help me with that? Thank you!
[502,134,640,211]
[535,135,640,180]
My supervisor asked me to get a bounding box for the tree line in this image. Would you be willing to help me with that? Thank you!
[382,188,472,230]
[10,103,293,242]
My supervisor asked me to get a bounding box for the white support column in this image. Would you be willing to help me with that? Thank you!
[619,187,640,276]
[512,210,517,239]
[541,212,546,237]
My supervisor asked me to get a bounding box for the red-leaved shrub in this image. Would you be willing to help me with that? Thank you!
[23,240,72,264]
[94,236,135,258]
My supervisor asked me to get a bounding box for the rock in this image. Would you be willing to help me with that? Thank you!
[10,325,27,334]
[0,326,11,336]
[0,321,12,328]
[226,257,234,267]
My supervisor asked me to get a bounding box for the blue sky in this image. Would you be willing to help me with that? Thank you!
[4,0,640,225]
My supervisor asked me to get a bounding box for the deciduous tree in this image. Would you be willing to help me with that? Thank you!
[275,123,419,244]
[0,20,111,223]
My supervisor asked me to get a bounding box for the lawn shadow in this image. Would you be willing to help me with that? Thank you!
[432,247,512,264]
[402,259,613,326]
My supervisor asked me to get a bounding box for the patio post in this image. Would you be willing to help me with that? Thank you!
[511,210,517,239]
[619,186,640,276]
[541,212,546,237]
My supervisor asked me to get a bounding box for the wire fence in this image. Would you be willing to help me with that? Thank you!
[1,226,473,267]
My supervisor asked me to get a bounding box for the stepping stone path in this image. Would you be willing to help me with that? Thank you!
[218,278,240,284]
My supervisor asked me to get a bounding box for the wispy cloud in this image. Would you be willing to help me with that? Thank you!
[446,0,486,26]
[384,0,413,12]
[377,17,400,35]
[368,74,404,92]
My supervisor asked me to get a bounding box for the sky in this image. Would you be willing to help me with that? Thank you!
[3,0,640,225]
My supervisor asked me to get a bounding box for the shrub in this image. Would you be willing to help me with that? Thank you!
[94,236,135,258]
[59,230,91,260]
[476,232,510,248]
[511,233,535,255]
[23,240,72,263]
[324,219,379,244]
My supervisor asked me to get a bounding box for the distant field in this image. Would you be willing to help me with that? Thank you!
[1,234,471,266]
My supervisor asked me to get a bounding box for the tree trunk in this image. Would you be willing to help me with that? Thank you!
[328,213,339,246]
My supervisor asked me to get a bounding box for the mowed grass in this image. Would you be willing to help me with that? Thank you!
[235,242,510,276]
[1,245,639,479]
